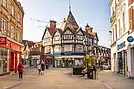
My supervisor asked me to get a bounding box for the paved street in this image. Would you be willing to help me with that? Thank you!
[0,68,134,89]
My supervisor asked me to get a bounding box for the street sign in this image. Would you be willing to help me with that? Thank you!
[0,36,6,44]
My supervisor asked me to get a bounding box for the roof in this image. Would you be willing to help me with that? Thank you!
[30,47,40,55]
[52,28,62,36]
[60,10,79,31]
[22,40,35,48]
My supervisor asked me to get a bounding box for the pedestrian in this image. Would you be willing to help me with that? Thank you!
[17,62,24,80]
[37,63,41,75]
[81,68,87,77]
[41,62,45,75]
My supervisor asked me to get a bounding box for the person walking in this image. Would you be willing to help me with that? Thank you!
[41,62,45,75]
[37,63,41,75]
[17,62,24,80]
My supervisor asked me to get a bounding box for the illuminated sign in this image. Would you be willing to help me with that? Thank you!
[0,37,6,44]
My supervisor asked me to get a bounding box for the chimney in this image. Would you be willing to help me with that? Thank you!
[50,20,56,29]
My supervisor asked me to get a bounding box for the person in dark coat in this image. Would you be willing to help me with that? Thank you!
[41,62,45,75]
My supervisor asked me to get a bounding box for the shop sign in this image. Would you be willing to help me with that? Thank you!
[127,36,134,42]
[0,37,6,44]
[117,41,126,50]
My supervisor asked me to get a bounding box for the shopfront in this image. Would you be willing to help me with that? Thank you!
[117,41,127,75]
[127,33,134,78]
[0,36,22,74]
[54,52,85,68]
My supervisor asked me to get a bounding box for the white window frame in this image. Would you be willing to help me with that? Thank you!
[11,6,15,16]
[1,18,7,35]
[11,25,15,39]
[2,0,7,8]
[17,14,21,23]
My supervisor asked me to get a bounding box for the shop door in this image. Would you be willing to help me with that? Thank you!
[10,52,15,71]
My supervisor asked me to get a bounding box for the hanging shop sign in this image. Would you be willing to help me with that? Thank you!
[127,36,134,42]
[0,36,7,44]
[117,41,126,50]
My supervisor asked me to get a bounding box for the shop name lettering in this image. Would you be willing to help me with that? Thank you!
[0,37,6,44]
[117,41,126,50]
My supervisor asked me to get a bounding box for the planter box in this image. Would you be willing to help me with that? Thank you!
[73,68,84,75]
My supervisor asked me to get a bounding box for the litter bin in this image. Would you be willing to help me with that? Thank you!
[87,68,93,79]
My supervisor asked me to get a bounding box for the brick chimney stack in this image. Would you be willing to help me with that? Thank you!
[50,20,56,29]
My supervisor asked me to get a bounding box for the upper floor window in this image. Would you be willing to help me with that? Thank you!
[63,35,73,40]
[11,6,15,16]
[17,14,21,23]
[0,18,8,35]
[54,35,60,41]
[77,35,83,40]
[11,25,15,39]
[2,0,7,8]
[94,39,97,45]
[64,45,73,52]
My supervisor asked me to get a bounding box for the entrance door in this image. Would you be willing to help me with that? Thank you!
[10,52,15,71]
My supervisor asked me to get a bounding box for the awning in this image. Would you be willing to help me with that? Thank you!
[55,55,84,59]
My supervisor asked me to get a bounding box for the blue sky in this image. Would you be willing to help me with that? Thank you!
[19,0,111,47]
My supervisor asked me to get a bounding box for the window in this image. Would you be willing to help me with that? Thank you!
[64,35,72,40]
[112,28,114,42]
[122,12,126,32]
[118,19,121,36]
[77,35,83,40]
[2,0,7,8]
[11,25,15,39]
[64,45,72,52]
[17,14,21,23]
[94,39,97,44]
[54,35,60,41]
[76,45,83,52]
[115,24,117,40]
[11,6,15,16]
[0,18,8,35]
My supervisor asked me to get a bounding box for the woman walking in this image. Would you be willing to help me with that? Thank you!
[17,62,24,80]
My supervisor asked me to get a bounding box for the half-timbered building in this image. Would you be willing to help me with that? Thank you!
[42,9,99,68]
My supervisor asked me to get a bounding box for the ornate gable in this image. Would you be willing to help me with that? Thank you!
[60,10,79,31]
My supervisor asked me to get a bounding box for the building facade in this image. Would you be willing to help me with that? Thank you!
[110,0,134,77]
[29,41,42,67]
[42,9,99,68]
[21,40,35,67]
[97,46,111,67]
[0,0,24,75]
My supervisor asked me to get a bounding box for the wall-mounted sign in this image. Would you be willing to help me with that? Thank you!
[0,37,7,44]
[127,36,134,42]
[117,41,126,50]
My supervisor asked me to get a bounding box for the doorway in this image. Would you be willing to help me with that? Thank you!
[10,52,15,71]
